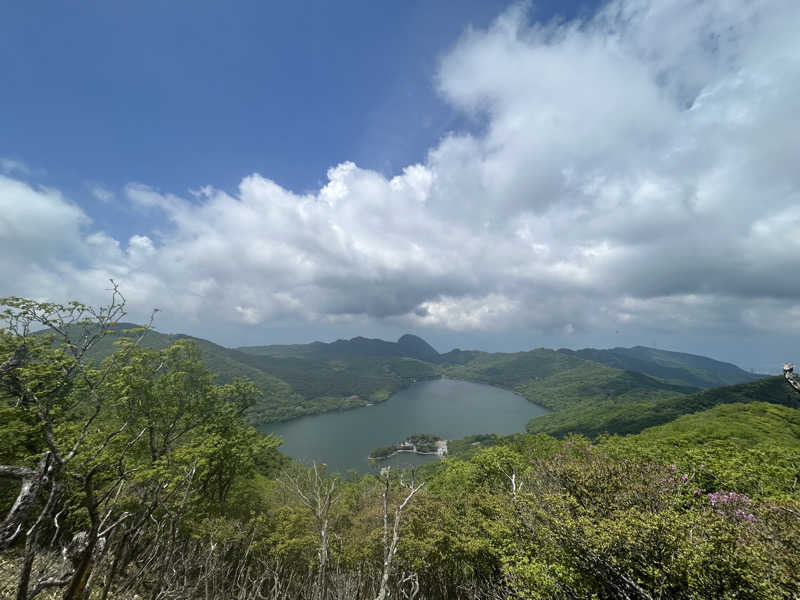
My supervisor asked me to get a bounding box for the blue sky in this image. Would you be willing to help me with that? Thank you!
[1,1,586,239]
[2,0,799,372]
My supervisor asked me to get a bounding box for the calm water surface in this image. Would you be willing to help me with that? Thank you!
[261,378,548,474]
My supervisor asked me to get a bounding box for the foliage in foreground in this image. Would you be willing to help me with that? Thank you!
[1,293,799,599]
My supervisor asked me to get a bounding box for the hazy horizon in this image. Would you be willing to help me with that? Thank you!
[126,319,773,376]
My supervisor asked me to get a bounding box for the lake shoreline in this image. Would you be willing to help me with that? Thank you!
[257,375,548,427]
[261,378,549,474]
[368,448,439,461]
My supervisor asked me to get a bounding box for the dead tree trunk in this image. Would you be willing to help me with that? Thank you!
[280,462,338,600]
[783,363,800,394]
[0,453,52,552]
[375,468,424,600]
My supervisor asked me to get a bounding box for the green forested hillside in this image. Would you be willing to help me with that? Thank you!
[234,334,442,417]
[603,402,800,499]
[40,323,310,423]
[559,345,763,388]
[5,297,800,599]
[48,324,441,423]
[440,347,586,385]
[526,375,799,438]
[47,322,772,430]
[514,362,697,410]
[232,351,438,414]
[440,349,713,437]
[630,400,800,447]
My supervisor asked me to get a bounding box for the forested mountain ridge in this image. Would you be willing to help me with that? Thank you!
[49,323,766,426]
[559,345,763,388]
[43,324,442,423]
[36,322,309,423]
[237,332,439,362]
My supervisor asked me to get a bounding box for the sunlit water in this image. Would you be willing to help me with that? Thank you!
[261,378,548,474]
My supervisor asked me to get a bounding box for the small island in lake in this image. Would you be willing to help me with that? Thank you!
[369,433,448,461]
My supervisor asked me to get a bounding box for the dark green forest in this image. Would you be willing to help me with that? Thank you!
[2,293,799,599]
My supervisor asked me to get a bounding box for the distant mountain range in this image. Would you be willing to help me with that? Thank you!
[239,333,439,362]
[558,346,761,388]
[61,323,767,426]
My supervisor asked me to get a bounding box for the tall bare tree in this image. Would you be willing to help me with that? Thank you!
[375,467,425,600]
[280,462,339,600]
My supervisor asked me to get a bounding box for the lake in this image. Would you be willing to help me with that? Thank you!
[261,378,548,474]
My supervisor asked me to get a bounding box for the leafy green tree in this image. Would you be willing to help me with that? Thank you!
[0,288,282,600]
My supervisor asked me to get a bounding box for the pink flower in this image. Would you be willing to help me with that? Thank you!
[707,491,754,521]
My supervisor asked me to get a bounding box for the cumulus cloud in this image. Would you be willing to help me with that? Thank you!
[0,176,89,296]
[2,0,800,342]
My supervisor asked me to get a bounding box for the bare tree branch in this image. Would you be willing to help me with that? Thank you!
[280,462,338,600]
[0,452,52,552]
[783,363,800,394]
[375,467,425,600]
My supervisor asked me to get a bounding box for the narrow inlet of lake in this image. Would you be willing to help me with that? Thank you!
[261,378,548,474]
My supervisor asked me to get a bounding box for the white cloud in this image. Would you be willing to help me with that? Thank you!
[0,158,31,176]
[2,0,800,343]
[410,294,521,331]
[0,176,89,259]
[86,182,115,203]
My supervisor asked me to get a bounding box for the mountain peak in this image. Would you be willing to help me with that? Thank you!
[396,334,439,362]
